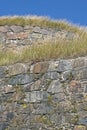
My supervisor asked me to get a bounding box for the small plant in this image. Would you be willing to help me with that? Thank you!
[68,72,74,81]
[47,95,53,103]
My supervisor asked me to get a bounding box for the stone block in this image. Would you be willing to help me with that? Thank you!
[57,60,72,72]
[24,91,49,102]
[74,68,87,80]
[32,62,49,74]
[0,32,6,43]
[47,80,63,94]
[78,117,87,126]
[8,74,34,85]
[10,25,23,32]
[8,63,28,76]
[69,80,81,93]
[31,32,43,39]
[72,58,85,68]
[48,61,59,71]
[0,66,8,78]
[32,102,53,114]
[0,26,9,33]
[7,32,28,40]
[44,71,59,80]
[32,26,41,33]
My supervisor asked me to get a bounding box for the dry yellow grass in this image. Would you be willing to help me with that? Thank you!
[0,33,87,66]
[0,16,83,33]
[0,16,87,65]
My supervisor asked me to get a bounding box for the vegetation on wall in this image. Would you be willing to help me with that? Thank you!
[0,16,87,65]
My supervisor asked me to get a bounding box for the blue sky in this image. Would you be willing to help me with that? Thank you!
[0,0,87,26]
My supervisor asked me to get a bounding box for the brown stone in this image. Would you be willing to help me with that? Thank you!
[69,80,81,93]
[33,62,49,74]
[69,80,81,87]
[7,32,28,40]
[4,85,15,93]
[0,26,9,33]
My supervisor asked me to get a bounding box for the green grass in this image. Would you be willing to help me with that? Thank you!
[0,16,83,33]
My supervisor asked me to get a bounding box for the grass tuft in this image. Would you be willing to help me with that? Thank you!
[0,16,87,65]
[0,33,87,66]
[0,15,84,33]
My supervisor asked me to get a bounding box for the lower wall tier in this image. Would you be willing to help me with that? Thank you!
[0,57,87,130]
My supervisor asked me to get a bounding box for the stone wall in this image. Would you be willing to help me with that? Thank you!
[0,25,78,47]
[0,56,87,130]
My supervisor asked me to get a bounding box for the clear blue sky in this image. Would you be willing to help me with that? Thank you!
[0,0,87,26]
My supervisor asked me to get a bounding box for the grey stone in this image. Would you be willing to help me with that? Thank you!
[57,60,72,72]
[62,70,74,81]
[72,57,85,68]
[66,32,75,40]
[24,25,33,30]
[76,102,87,112]
[24,91,49,102]
[31,32,43,39]
[10,25,23,32]
[48,61,59,71]
[0,66,8,78]
[32,102,53,114]
[0,105,2,112]
[80,81,87,93]
[8,63,28,76]
[70,93,84,102]
[7,112,14,121]
[0,123,9,130]
[52,93,66,102]
[32,26,41,33]
[40,29,49,35]
[0,32,6,43]
[79,117,87,125]
[74,67,87,80]
[8,74,34,85]
[49,113,62,125]
[44,71,59,80]
[0,81,6,88]
[23,80,41,92]
[84,85,87,92]
[0,24,86,129]
[47,80,63,94]
[65,113,78,124]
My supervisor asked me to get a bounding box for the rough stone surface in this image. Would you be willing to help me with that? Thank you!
[8,73,34,85]
[31,62,49,74]
[47,79,63,94]
[0,26,9,33]
[0,57,86,129]
[0,57,87,129]
[8,63,28,76]
[0,25,79,47]
[0,32,6,43]
[10,25,23,33]
[0,24,87,130]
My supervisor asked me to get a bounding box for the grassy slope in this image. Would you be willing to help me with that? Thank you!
[0,16,82,32]
[0,16,87,65]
